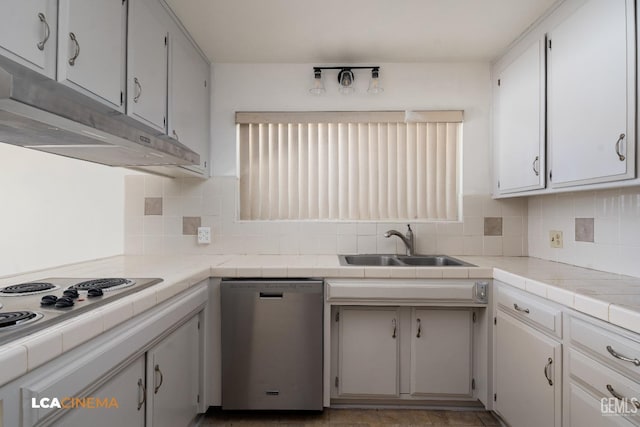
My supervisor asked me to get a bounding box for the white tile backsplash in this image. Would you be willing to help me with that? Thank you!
[528,187,640,278]
[124,175,527,257]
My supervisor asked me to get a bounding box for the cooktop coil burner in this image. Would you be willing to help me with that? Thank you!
[0,311,43,329]
[67,278,135,292]
[0,282,60,296]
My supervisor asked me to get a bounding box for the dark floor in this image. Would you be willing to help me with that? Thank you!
[201,408,501,426]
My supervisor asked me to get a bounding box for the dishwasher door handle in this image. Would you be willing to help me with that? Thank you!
[259,292,284,299]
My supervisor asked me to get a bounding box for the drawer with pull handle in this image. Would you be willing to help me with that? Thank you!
[569,315,640,380]
[569,349,640,423]
[496,284,562,337]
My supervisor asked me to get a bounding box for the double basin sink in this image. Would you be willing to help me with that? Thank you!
[338,254,475,267]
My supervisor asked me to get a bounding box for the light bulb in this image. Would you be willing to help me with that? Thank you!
[367,68,384,94]
[309,69,325,95]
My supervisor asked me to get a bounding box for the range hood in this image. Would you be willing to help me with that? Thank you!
[0,58,199,168]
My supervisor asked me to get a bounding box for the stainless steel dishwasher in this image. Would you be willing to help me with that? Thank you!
[221,278,323,410]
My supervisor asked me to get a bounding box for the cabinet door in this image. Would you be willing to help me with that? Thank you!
[495,40,545,194]
[56,355,146,427]
[495,310,561,427]
[169,29,210,174]
[338,307,399,397]
[148,315,200,427]
[127,0,168,132]
[548,0,636,187]
[57,0,126,109]
[411,309,473,396]
[0,0,57,78]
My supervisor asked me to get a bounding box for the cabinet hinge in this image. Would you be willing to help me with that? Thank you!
[204,80,207,88]
[164,36,168,46]
[122,0,126,5]
[197,394,200,403]
[197,320,200,330]
[472,312,477,323]
[549,169,553,182]
[548,39,552,50]
[335,311,339,322]
[497,180,500,189]
[120,91,123,106]
[335,376,339,388]
[163,117,166,127]
[204,161,207,168]
[494,316,497,325]
[497,79,501,87]
[472,378,476,390]
[494,393,497,402]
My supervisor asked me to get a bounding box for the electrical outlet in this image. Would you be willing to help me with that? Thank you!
[549,230,563,248]
[197,227,211,244]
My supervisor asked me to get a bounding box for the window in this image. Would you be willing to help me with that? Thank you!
[237,111,462,221]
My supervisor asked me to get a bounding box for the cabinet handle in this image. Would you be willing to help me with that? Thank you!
[543,357,553,386]
[154,364,164,394]
[532,156,540,176]
[513,303,530,314]
[392,318,397,339]
[416,318,422,338]
[615,133,626,161]
[68,32,80,66]
[606,345,640,366]
[172,130,179,141]
[137,378,146,410]
[133,77,142,103]
[37,13,50,51]
[607,384,640,408]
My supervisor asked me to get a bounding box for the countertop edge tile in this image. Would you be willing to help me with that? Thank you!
[0,345,28,385]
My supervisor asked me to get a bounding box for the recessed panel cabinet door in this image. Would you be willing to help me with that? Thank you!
[57,0,126,109]
[0,0,57,78]
[338,307,400,397]
[147,315,200,427]
[169,29,210,173]
[548,0,636,187]
[495,40,545,194]
[127,0,168,132]
[56,355,146,427]
[411,309,473,396]
[495,311,561,427]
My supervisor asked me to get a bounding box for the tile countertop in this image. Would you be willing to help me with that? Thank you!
[0,254,639,387]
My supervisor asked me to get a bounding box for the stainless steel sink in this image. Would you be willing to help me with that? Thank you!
[341,255,405,266]
[338,254,475,267]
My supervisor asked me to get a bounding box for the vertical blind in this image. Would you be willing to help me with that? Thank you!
[237,111,463,221]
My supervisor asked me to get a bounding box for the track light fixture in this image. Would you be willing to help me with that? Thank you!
[309,66,383,95]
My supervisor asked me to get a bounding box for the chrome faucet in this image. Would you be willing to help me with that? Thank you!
[384,224,414,256]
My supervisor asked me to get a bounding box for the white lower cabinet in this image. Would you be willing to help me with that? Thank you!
[494,310,561,427]
[147,315,201,427]
[334,306,476,401]
[338,307,400,397]
[411,309,473,396]
[565,312,640,426]
[56,356,146,427]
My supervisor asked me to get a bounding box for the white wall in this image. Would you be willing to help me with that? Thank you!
[0,144,127,277]
[210,62,492,195]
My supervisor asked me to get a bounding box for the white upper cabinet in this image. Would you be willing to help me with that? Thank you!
[57,0,127,110]
[0,0,57,78]
[495,39,546,194]
[127,0,169,133]
[168,26,210,174]
[547,0,636,187]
